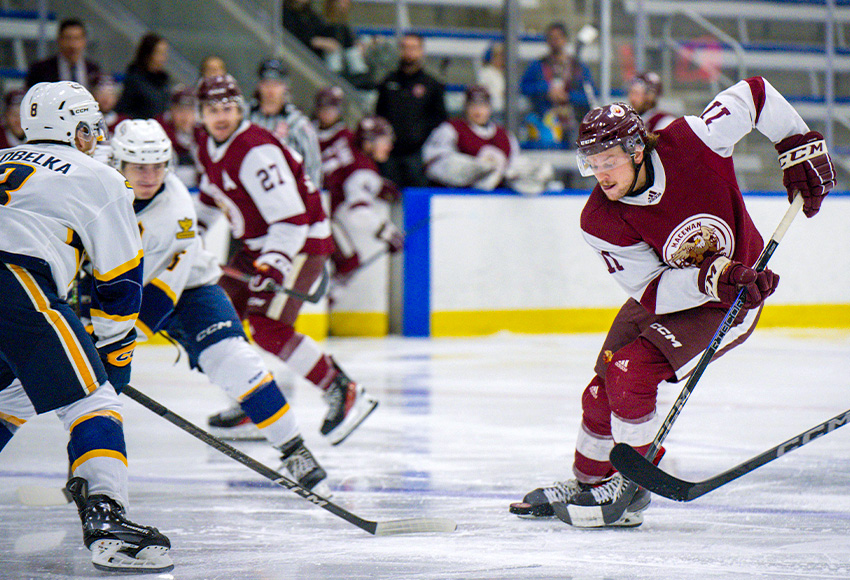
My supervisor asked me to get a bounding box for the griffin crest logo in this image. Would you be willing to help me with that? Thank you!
[663,214,734,268]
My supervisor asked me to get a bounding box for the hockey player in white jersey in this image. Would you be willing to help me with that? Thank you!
[0,81,172,573]
[105,118,328,491]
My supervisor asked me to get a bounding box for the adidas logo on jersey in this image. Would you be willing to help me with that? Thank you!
[614,359,629,372]
[589,384,599,398]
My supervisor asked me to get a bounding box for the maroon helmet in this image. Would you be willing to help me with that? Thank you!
[355,115,394,147]
[464,85,491,105]
[575,103,648,176]
[314,86,344,111]
[170,85,196,108]
[630,71,663,96]
[195,74,243,105]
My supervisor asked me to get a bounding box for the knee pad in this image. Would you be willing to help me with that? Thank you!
[198,336,273,402]
[605,338,673,419]
[248,315,295,357]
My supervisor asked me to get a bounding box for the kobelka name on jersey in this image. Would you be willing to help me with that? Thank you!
[0,149,73,174]
[663,214,735,268]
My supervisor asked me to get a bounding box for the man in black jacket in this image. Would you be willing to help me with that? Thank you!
[26,19,101,89]
[375,33,447,189]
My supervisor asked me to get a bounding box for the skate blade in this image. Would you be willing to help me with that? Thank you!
[208,424,264,441]
[326,396,378,446]
[91,539,174,573]
[551,502,644,528]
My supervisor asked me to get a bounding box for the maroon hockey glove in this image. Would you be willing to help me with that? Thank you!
[698,255,779,309]
[376,222,405,254]
[377,180,401,203]
[249,252,291,293]
[775,131,835,218]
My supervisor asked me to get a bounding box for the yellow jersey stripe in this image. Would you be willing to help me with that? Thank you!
[0,411,26,427]
[70,410,124,432]
[92,249,144,281]
[71,449,128,472]
[256,403,290,429]
[237,372,275,402]
[89,308,139,323]
[135,318,155,339]
[150,277,178,305]
[8,265,98,392]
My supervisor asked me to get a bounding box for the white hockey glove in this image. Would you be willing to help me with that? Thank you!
[376,221,405,253]
[249,252,292,293]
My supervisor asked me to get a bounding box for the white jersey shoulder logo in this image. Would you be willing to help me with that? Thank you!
[663,214,735,268]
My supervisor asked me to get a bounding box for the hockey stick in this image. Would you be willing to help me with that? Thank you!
[611,407,850,502]
[220,260,330,304]
[122,385,457,535]
[595,195,804,520]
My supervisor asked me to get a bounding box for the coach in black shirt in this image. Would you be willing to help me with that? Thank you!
[375,33,447,189]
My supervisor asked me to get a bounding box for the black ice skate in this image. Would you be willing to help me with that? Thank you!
[550,473,650,528]
[509,479,591,517]
[278,435,328,491]
[321,359,378,445]
[207,404,263,441]
[66,477,173,573]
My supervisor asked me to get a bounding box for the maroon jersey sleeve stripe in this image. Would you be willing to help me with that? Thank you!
[744,77,767,124]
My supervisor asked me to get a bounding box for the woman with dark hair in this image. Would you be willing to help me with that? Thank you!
[115,33,171,119]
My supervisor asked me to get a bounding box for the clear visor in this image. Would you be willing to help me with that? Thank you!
[76,117,109,143]
[576,137,644,177]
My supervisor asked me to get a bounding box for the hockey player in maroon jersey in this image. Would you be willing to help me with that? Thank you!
[312,86,357,178]
[323,115,404,282]
[193,75,378,446]
[511,77,835,527]
[422,85,552,195]
[627,71,676,133]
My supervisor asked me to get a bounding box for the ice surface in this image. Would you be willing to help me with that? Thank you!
[2,330,849,579]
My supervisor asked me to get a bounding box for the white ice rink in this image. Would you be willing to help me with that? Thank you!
[2,330,849,579]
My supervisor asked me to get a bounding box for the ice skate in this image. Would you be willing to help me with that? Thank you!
[321,361,378,445]
[66,477,173,573]
[509,479,590,517]
[207,404,263,441]
[278,435,328,493]
[550,473,650,528]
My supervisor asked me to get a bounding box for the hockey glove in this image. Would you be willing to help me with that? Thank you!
[775,131,835,218]
[377,180,401,203]
[698,255,779,310]
[376,221,405,253]
[98,329,137,394]
[249,252,292,293]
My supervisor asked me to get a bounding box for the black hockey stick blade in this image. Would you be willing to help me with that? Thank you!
[220,261,329,304]
[123,385,456,535]
[610,443,696,502]
[611,407,850,502]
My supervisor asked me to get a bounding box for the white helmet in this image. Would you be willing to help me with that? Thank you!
[111,119,173,168]
[20,81,107,150]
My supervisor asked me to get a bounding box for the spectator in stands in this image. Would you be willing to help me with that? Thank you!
[422,86,552,195]
[283,0,333,57]
[248,58,323,188]
[375,32,447,189]
[115,33,172,119]
[0,88,26,148]
[475,42,505,116]
[26,18,101,89]
[200,55,227,79]
[92,75,127,135]
[520,22,594,139]
[322,0,371,88]
[158,87,204,188]
[627,71,676,133]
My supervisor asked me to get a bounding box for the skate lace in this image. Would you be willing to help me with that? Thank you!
[542,480,584,504]
[323,381,345,413]
[284,448,318,480]
[590,474,627,504]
